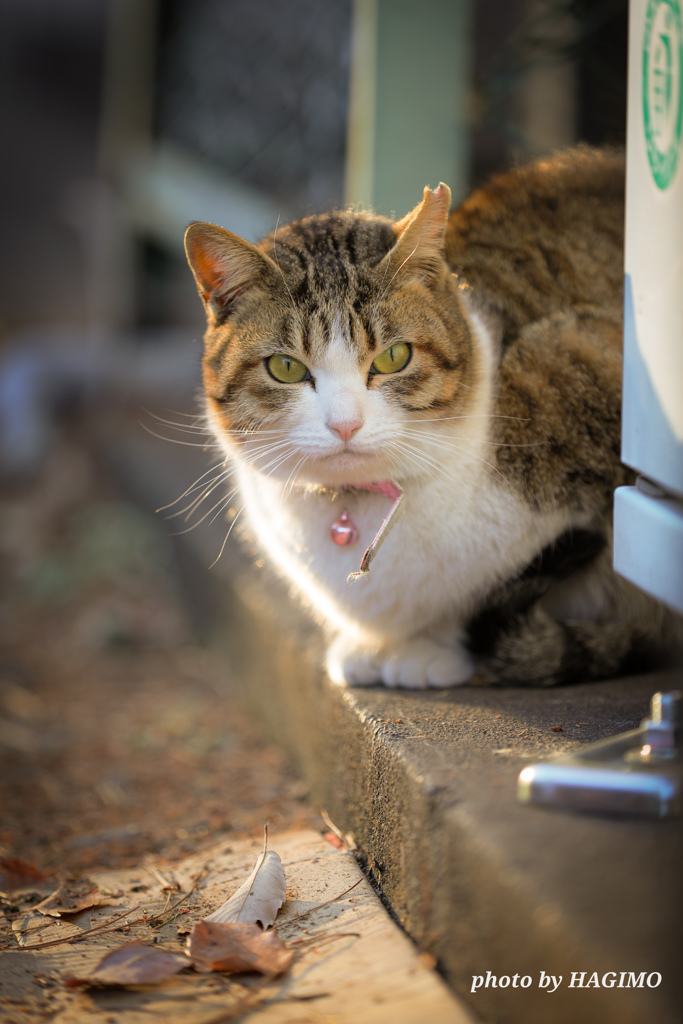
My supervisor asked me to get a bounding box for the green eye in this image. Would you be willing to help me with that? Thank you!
[266,354,309,383]
[371,343,411,375]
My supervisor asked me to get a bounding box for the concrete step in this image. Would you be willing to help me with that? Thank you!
[110,426,683,1024]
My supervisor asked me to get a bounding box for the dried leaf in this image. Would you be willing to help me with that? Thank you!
[12,913,53,946]
[187,921,294,975]
[64,940,189,987]
[34,879,111,917]
[0,857,47,892]
[205,850,285,928]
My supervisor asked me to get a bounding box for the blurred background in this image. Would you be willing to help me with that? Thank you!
[0,0,629,469]
[0,0,631,870]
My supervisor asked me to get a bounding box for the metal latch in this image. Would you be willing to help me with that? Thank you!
[517,690,682,817]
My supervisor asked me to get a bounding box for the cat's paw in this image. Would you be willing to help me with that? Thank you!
[327,635,475,689]
[380,638,475,688]
[326,637,383,687]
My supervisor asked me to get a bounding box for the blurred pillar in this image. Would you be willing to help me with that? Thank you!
[514,0,578,155]
[73,0,160,344]
[345,0,473,216]
[98,0,159,179]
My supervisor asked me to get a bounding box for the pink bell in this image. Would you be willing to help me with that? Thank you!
[330,510,359,546]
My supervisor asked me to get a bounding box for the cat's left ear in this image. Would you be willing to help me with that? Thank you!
[184,222,277,320]
[380,183,452,285]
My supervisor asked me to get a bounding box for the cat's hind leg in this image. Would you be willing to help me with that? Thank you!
[475,603,680,687]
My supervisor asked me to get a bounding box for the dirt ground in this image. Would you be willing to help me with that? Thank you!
[0,418,319,881]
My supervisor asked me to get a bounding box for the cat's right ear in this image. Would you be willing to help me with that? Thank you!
[184,223,276,320]
[380,183,452,285]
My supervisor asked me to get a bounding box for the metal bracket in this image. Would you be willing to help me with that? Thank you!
[517,690,682,817]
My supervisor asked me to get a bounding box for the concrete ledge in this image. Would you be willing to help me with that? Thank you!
[113,431,683,1024]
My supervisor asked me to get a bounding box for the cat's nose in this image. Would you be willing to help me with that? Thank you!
[327,419,363,443]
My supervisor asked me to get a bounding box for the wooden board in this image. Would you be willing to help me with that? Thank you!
[1,829,475,1024]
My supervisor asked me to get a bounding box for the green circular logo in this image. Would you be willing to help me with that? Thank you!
[643,0,683,189]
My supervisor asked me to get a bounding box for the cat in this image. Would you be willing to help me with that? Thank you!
[184,146,682,688]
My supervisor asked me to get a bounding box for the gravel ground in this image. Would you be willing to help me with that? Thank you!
[0,419,318,878]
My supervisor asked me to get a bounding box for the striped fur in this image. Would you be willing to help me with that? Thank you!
[185,148,682,688]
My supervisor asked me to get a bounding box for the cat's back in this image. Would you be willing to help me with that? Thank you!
[445,147,625,341]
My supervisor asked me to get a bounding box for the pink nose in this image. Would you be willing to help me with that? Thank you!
[327,419,363,443]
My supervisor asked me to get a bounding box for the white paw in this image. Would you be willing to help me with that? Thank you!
[326,635,382,687]
[326,635,475,689]
[380,638,475,689]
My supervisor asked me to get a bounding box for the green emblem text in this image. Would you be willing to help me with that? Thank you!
[643,0,683,189]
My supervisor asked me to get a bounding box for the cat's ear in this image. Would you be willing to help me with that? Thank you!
[184,222,277,319]
[380,183,452,284]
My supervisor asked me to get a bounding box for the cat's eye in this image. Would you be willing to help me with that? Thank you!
[266,354,310,383]
[371,343,411,375]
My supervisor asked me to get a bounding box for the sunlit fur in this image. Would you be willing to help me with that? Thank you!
[184,149,682,688]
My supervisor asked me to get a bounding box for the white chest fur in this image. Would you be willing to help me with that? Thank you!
[236,457,572,649]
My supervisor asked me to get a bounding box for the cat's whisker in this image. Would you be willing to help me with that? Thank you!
[231,435,293,457]
[145,411,213,435]
[156,460,228,513]
[145,406,206,424]
[406,413,532,424]
[228,421,291,435]
[258,448,299,478]
[237,429,290,446]
[163,471,233,521]
[387,440,442,485]
[201,437,293,476]
[395,431,493,479]
[183,479,239,531]
[171,486,244,536]
[390,438,483,506]
[157,406,206,421]
[164,445,299,521]
[242,441,299,472]
[383,443,414,482]
[209,504,246,570]
[393,443,450,483]
[217,428,291,440]
[208,487,242,526]
[283,453,309,501]
[395,430,509,485]
[180,473,237,523]
[147,418,211,435]
[400,427,546,449]
[140,422,224,449]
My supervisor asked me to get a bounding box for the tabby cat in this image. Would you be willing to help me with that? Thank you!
[184,147,681,688]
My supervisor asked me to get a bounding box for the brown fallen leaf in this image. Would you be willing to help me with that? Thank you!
[64,939,189,987]
[550,725,564,733]
[34,879,111,917]
[0,856,47,892]
[187,920,294,976]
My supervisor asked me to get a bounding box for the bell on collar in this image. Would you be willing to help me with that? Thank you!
[330,510,359,546]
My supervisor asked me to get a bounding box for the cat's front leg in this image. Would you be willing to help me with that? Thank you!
[327,633,475,689]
